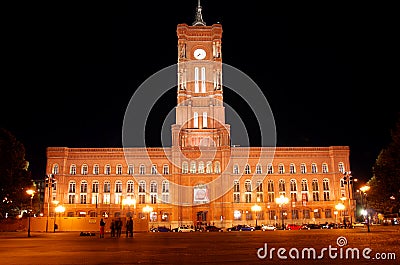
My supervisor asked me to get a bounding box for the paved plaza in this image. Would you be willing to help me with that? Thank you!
[0,226,399,264]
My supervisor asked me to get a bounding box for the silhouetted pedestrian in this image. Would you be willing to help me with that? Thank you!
[99,218,106,238]
[126,217,134,237]
[116,218,122,238]
[110,219,116,237]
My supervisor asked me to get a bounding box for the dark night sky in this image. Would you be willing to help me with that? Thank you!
[1,2,398,183]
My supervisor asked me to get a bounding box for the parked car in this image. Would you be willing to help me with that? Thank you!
[286,224,302,230]
[205,225,223,232]
[322,223,338,229]
[239,225,255,231]
[150,226,171,232]
[177,226,195,232]
[305,224,323,229]
[352,222,366,228]
[261,224,277,231]
[226,225,254,231]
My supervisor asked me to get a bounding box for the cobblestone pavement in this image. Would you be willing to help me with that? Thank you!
[0,225,399,265]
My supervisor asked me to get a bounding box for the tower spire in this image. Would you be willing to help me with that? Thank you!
[192,0,206,26]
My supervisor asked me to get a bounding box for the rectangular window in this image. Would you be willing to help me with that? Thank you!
[91,194,99,205]
[68,194,75,204]
[323,191,330,201]
[92,182,99,193]
[139,194,145,204]
[203,112,207,128]
[161,194,169,203]
[233,193,240,203]
[256,192,263,203]
[80,194,87,204]
[303,209,310,219]
[150,194,157,204]
[325,209,332,218]
[268,192,275,203]
[245,193,251,203]
[103,194,110,204]
[163,165,169,175]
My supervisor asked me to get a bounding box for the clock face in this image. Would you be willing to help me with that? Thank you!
[193,48,206,60]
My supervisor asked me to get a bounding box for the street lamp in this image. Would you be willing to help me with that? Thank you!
[335,202,345,226]
[251,204,261,227]
[276,195,289,230]
[54,205,65,233]
[26,189,35,238]
[142,205,153,231]
[360,185,370,232]
[122,197,136,218]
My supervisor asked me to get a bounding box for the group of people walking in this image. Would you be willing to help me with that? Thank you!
[99,217,134,238]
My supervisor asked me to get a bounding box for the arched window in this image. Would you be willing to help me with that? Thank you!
[127,180,134,193]
[214,161,221,174]
[93,164,99,175]
[194,67,199,93]
[300,163,307,174]
[128,164,134,175]
[289,163,296,174]
[139,164,145,175]
[338,162,345,173]
[290,179,297,191]
[278,164,285,174]
[206,161,212,173]
[182,162,188,174]
[267,163,273,174]
[311,163,318,173]
[70,164,76,175]
[198,162,204,173]
[245,180,252,203]
[244,164,251,174]
[80,180,88,193]
[81,165,88,175]
[233,164,239,174]
[193,112,199,128]
[203,112,208,128]
[116,164,123,175]
[201,67,206,92]
[267,180,275,203]
[301,179,308,191]
[322,163,328,173]
[105,165,111,175]
[278,179,286,192]
[150,181,157,204]
[52,164,59,174]
[190,161,196,173]
[256,164,262,174]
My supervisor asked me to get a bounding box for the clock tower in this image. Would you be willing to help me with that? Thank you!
[172,0,230,151]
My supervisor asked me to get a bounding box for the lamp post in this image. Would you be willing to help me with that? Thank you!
[251,204,261,227]
[276,195,289,230]
[45,174,56,233]
[360,185,370,232]
[52,200,59,233]
[343,171,354,226]
[54,205,65,233]
[26,189,35,238]
[335,202,345,227]
[143,205,153,231]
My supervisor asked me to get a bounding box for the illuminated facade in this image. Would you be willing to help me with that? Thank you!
[45,3,354,229]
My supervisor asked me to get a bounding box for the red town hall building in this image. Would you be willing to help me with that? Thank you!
[45,3,354,230]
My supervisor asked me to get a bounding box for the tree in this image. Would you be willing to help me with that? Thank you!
[0,128,32,218]
[369,114,400,214]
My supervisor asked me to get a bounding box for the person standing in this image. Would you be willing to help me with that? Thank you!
[126,217,134,237]
[99,218,106,238]
[115,218,122,238]
[110,219,116,238]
